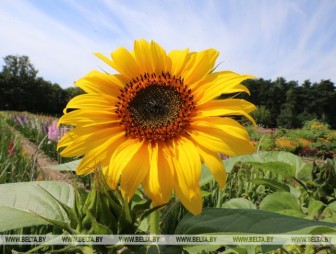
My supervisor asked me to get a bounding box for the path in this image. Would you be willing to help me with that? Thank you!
[8,125,74,184]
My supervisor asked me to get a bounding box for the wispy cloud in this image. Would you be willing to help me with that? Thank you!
[0,0,335,88]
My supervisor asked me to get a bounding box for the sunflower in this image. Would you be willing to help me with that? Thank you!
[58,39,255,215]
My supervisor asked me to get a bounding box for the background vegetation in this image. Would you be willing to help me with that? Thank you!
[1,55,336,254]
[242,78,336,128]
[0,55,83,116]
[1,55,335,130]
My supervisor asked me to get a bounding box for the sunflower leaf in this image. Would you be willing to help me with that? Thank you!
[222,198,257,209]
[259,192,305,218]
[251,178,290,192]
[49,159,81,171]
[223,151,306,178]
[175,208,336,235]
[0,181,74,232]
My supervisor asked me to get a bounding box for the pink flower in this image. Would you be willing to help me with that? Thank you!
[47,120,69,142]
[47,120,60,141]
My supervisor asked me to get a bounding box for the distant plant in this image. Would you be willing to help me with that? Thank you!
[0,117,34,183]
[274,137,298,153]
[250,105,271,127]
[5,111,70,163]
[302,119,330,140]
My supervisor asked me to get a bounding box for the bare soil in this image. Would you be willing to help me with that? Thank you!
[8,125,74,184]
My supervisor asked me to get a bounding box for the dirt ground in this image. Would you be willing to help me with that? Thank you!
[9,125,74,184]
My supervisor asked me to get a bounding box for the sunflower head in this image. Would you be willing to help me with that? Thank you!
[58,39,256,215]
[115,72,195,143]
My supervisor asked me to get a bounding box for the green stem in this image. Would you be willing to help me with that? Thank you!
[149,205,160,235]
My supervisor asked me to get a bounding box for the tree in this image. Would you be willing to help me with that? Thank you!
[2,55,38,80]
[242,77,336,128]
[251,105,271,127]
[0,54,68,115]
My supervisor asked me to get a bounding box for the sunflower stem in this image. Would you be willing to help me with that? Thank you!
[149,204,160,235]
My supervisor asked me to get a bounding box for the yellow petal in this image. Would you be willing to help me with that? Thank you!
[142,143,174,205]
[108,139,144,189]
[134,39,154,74]
[168,49,190,77]
[192,117,251,141]
[170,137,202,214]
[190,124,255,156]
[59,109,119,127]
[110,47,141,80]
[63,94,117,114]
[174,137,201,190]
[120,142,150,200]
[60,126,124,157]
[76,132,125,175]
[196,99,256,125]
[57,123,115,149]
[57,130,76,149]
[75,71,125,95]
[175,181,202,216]
[196,144,227,188]
[150,40,168,74]
[95,52,115,69]
[194,72,254,105]
[182,49,219,87]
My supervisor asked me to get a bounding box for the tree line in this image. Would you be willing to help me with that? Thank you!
[1,55,335,128]
[0,55,82,116]
[241,78,336,128]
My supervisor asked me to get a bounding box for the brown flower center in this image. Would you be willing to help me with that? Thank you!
[115,72,195,142]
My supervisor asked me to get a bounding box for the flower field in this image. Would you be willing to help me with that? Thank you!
[0,113,34,183]
[247,119,336,160]
[4,111,71,163]
[1,110,336,253]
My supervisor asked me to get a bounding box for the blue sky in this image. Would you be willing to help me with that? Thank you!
[1,0,335,88]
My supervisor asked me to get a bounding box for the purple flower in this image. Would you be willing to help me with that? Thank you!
[47,120,60,141]
[47,120,69,142]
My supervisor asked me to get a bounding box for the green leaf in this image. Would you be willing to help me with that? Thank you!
[259,192,305,218]
[49,159,81,171]
[306,199,324,220]
[248,161,294,177]
[251,178,290,192]
[0,181,74,232]
[223,151,307,178]
[222,198,256,209]
[183,245,221,254]
[223,156,246,174]
[175,208,336,235]
[199,164,214,187]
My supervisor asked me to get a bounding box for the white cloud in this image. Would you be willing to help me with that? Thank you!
[0,0,106,87]
[0,0,335,88]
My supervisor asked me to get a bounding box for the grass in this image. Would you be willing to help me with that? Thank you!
[0,116,35,183]
[5,111,73,163]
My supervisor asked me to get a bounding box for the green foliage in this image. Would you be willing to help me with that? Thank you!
[0,173,153,253]
[258,134,275,151]
[50,159,80,171]
[2,124,336,254]
[1,54,336,127]
[259,192,305,217]
[173,152,336,253]
[250,105,271,127]
[175,208,336,234]
[0,55,83,115]
[0,181,74,232]
[4,111,73,164]
[0,116,34,183]
[246,118,336,160]
[242,78,336,128]
[2,55,38,79]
